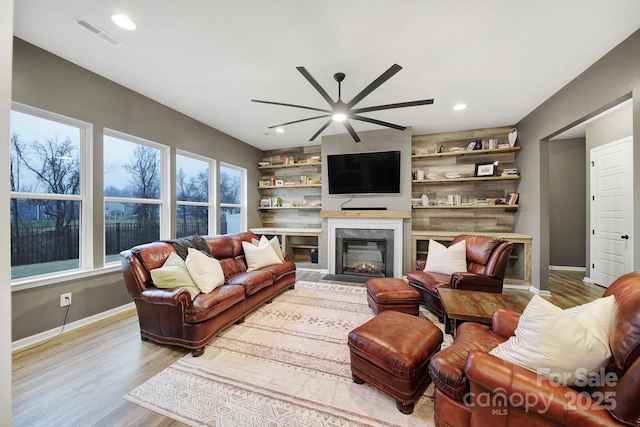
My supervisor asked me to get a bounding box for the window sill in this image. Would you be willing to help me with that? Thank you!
[11,264,122,292]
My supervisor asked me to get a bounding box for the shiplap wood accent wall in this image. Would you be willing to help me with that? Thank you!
[411,126,519,232]
[259,146,322,229]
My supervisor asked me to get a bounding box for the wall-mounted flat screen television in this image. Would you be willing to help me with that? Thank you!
[327,150,401,194]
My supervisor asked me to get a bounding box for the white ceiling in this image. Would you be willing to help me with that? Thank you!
[13,1,640,150]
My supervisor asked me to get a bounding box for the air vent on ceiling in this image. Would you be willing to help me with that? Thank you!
[73,17,122,46]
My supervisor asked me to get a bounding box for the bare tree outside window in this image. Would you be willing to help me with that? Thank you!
[9,108,84,279]
[103,133,163,263]
[220,164,244,234]
[176,153,211,237]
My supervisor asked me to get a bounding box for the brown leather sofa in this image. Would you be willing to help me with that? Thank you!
[121,232,296,357]
[429,270,640,427]
[406,234,513,321]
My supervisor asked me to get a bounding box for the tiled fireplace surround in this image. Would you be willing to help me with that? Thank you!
[327,218,404,278]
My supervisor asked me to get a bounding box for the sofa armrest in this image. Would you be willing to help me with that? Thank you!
[451,272,503,292]
[141,287,192,306]
[491,308,520,338]
[465,351,617,426]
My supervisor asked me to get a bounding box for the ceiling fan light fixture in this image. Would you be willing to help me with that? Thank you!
[252,64,434,142]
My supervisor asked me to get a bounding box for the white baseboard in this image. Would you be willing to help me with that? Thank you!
[528,286,552,297]
[12,302,135,353]
[549,265,586,272]
[296,267,328,273]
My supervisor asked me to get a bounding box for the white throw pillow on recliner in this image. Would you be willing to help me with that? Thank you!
[489,295,615,386]
[424,239,467,276]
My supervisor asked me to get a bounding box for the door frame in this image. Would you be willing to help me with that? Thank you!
[589,136,634,287]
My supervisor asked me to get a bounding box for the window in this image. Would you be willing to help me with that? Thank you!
[219,163,246,234]
[176,152,214,238]
[9,104,91,280]
[103,130,168,263]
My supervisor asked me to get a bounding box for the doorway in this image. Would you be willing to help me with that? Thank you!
[590,137,634,287]
[549,98,633,281]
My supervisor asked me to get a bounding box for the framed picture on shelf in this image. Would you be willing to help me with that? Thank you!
[474,162,497,177]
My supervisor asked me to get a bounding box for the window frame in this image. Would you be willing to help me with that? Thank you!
[9,102,93,287]
[219,162,247,234]
[102,128,170,265]
[175,150,216,237]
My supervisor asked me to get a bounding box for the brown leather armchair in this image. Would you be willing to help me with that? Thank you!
[406,234,513,321]
[429,270,640,427]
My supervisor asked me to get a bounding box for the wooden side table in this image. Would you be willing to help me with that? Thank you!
[438,288,525,335]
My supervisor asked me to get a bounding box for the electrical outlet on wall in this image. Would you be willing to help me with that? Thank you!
[60,293,72,307]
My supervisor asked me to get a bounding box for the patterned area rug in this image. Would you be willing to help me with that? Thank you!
[124,281,451,426]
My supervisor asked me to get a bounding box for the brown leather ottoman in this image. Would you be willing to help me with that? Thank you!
[365,277,421,316]
[348,310,443,414]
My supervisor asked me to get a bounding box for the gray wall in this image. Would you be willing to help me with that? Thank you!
[549,138,586,267]
[320,128,413,273]
[515,28,640,292]
[11,38,264,341]
[1,0,13,421]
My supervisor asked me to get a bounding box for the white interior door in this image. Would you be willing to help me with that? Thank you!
[590,136,633,287]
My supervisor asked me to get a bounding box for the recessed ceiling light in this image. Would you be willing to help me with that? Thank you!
[111,14,136,31]
[454,104,467,111]
[275,128,285,133]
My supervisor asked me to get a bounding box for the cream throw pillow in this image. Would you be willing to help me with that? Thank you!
[150,252,201,299]
[251,235,285,262]
[185,247,225,294]
[242,240,283,271]
[259,235,285,262]
[489,295,614,386]
[424,239,467,276]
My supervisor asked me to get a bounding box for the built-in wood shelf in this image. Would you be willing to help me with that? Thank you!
[412,146,521,159]
[258,206,321,210]
[321,210,411,219]
[412,204,519,209]
[258,162,321,170]
[258,184,321,189]
[412,175,519,184]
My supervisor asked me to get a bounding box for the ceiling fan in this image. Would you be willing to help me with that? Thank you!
[251,64,434,143]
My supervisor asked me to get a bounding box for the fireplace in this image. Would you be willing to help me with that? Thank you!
[336,229,394,278]
[327,217,403,279]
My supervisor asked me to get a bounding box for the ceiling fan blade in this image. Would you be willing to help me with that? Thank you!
[346,64,403,109]
[351,115,406,131]
[309,119,334,141]
[252,99,331,113]
[296,67,336,107]
[352,99,434,114]
[342,120,362,142]
[267,114,331,129]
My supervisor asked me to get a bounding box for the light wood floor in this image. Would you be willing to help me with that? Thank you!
[12,270,605,426]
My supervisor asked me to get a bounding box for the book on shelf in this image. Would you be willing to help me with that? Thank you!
[507,193,519,205]
[501,168,519,177]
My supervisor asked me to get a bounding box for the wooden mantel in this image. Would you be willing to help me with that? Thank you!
[321,210,411,219]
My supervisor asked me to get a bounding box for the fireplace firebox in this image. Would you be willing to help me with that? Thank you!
[335,228,394,278]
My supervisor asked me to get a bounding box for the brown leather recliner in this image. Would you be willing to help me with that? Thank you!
[406,234,513,321]
[429,270,640,427]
